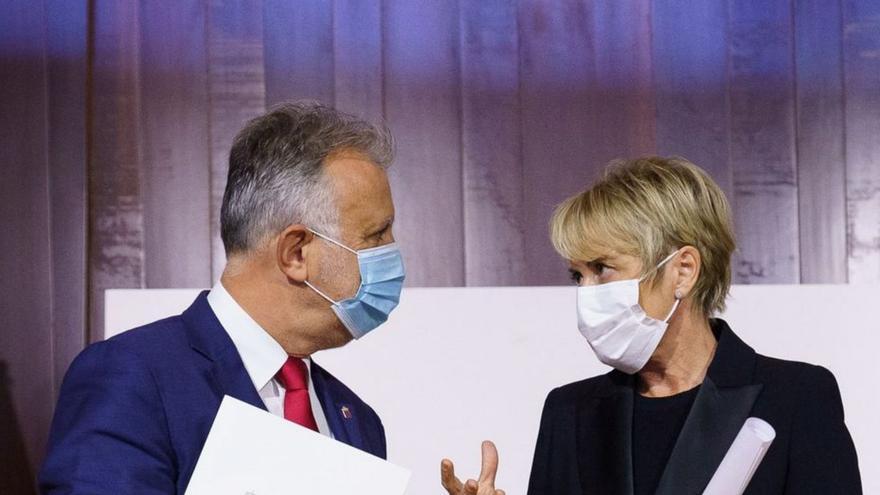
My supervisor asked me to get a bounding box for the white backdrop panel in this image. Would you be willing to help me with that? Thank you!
[106,285,879,494]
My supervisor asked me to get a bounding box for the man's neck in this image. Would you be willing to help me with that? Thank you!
[219,267,316,358]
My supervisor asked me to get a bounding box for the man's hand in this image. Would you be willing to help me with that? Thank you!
[440,440,505,495]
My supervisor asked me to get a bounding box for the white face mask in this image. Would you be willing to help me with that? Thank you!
[576,249,682,374]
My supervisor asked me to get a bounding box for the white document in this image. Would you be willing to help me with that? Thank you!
[185,396,410,495]
[703,417,776,495]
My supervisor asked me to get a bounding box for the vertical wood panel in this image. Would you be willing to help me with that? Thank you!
[653,0,733,201]
[46,0,88,397]
[263,0,334,106]
[843,0,880,283]
[727,0,800,283]
[207,0,267,280]
[90,0,145,340]
[333,0,383,122]
[0,0,52,487]
[795,0,848,283]
[139,0,212,289]
[519,0,600,285]
[384,0,464,286]
[589,1,656,158]
[459,0,526,286]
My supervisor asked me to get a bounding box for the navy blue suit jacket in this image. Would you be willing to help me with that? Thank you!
[39,291,386,494]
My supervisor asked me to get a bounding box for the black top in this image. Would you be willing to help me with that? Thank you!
[526,319,862,495]
[632,386,701,495]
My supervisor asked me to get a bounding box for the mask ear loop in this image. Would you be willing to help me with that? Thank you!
[304,228,359,305]
[662,297,681,323]
[638,248,684,323]
[639,248,682,282]
[308,229,358,255]
[304,227,357,306]
[304,280,339,305]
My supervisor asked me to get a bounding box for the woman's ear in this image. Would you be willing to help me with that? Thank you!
[276,224,313,283]
[674,246,701,299]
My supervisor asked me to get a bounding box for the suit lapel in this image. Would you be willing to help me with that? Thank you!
[655,319,763,495]
[208,346,267,411]
[577,371,635,495]
[310,361,367,451]
[654,377,762,495]
[182,291,266,412]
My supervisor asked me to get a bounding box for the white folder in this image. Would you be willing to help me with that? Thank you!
[185,396,411,495]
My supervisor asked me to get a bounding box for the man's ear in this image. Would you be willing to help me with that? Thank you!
[674,246,701,299]
[276,224,313,283]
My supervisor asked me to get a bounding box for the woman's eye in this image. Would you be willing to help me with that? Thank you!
[569,270,583,284]
[587,261,609,276]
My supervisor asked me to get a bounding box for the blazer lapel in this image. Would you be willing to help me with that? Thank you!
[208,347,267,411]
[182,291,266,412]
[577,371,635,495]
[309,361,366,451]
[654,377,762,495]
[654,319,763,495]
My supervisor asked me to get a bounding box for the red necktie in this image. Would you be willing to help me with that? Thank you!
[275,357,319,432]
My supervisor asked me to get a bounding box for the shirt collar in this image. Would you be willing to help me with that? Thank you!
[207,281,307,391]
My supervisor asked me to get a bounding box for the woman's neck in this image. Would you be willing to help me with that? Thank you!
[637,311,717,398]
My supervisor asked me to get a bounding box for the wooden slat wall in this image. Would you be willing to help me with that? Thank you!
[728,1,800,284]
[333,0,383,122]
[384,0,465,286]
[3,0,880,482]
[589,2,656,161]
[843,0,880,283]
[653,0,733,200]
[140,1,213,289]
[1,3,53,490]
[263,1,335,105]
[79,0,872,290]
[519,0,601,285]
[46,0,89,397]
[206,0,267,280]
[88,0,145,342]
[795,0,848,283]
[459,0,526,286]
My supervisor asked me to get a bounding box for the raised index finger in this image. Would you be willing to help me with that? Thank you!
[477,441,499,485]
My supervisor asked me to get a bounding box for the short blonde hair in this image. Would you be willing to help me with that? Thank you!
[550,156,736,316]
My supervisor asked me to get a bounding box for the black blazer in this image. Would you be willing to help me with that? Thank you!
[527,319,861,494]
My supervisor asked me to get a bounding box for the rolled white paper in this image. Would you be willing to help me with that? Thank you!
[703,417,776,495]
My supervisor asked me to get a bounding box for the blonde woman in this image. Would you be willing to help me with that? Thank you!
[443,157,861,495]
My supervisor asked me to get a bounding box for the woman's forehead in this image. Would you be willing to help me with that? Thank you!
[575,230,636,260]
[570,247,637,265]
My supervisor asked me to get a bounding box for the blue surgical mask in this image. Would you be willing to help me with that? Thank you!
[304,229,406,339]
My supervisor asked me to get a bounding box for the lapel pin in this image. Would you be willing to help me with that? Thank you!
[340,405,352,420]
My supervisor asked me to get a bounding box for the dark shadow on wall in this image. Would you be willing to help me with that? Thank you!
[0,362,38,495]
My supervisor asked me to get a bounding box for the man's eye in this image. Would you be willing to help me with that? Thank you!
[373,226,391,241]
[569,270,583,284]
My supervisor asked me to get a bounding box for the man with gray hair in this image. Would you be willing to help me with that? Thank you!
[40,101,405,493]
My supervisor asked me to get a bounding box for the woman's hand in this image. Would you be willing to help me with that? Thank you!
[440,441,505,495]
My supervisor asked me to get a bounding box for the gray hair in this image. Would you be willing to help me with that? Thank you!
[220,101,394,255]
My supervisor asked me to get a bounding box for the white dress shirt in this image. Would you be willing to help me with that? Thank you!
[207,281,332,437]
